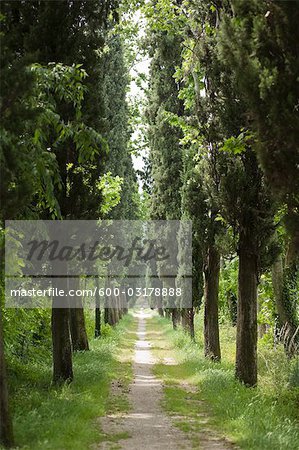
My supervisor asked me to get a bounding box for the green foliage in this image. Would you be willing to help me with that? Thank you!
[258,273,275,330]
[219,258,238,323]
[145,19,184,220]
[0,0,126,222]
[143,0,186,35]
[3,308,51,364]
[102,35,141,219]
[0,58,109,219]
[219,0,299,239]
[98,172,123,215]
[135,192,151,220]
[31,63,88,111]
[1,1,299,447]
[100,323,113,338]
[220,131,255,156]
[30,63,107,217]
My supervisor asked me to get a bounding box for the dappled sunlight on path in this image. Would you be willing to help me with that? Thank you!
[99,309,234,449]
[99,309,188,449]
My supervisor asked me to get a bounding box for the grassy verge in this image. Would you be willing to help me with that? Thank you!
[149,314,299,450]
[4,314,137,450]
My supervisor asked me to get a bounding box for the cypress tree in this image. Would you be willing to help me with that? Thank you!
[171,0,276,380]
[103,35,140,221]
[219,0,299,355]
[146,22,184,326]
[0,0,118,381]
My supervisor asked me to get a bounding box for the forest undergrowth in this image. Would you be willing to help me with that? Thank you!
[1,314,136,450]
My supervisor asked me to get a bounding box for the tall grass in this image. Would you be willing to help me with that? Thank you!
[3,314,135,450]
[152,314,299,450]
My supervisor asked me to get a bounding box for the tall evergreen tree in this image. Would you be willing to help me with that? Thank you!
[179,149,206,339]
[169,0,276,381]
[173,0,224,359]
[100,34,140,326]
[219,0,299,355]
[146,16,184,326]
[0,0,118,382]
[146,31,183,221]
[103,35,140,220]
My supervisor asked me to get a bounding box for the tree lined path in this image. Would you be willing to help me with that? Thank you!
[1,1,299,448]
[100,310,188,449]
[100,310,235,450]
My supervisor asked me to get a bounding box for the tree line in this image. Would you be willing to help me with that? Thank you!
[0,1,140,447]
[144,0,299,387]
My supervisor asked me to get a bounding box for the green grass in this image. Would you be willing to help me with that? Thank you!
[3,314,137,450]
[149,315,299,450]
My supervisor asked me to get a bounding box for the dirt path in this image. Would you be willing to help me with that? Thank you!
[99,310,234,450]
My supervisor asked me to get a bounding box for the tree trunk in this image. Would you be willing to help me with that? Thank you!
[70,308,89,351]
[157,292,164,316]
[272,254,285,323]
[182,308,188,329]
[281,264,299,356]
[113,304,119,325]
[104,281,118,326]
[95,307,101,338]
[158,307,164,317]
[258,323,267,339]
[171,308,179,330]
[123,293,127,312]
[51,276,73,383]
[235,232,258,387]
[257,298,267,338]
[69,280,89,352]
[49,224,73,383]
[104,307,109,324]
[0,242,14,448]
[189,308,195,340]
[106,293,118,327]
[95,279,101,338]
[182,308,195,339]
[272,239,299,356]
[117,295,123,320]
[0,310,14,448]
[52,307,73,383]
[121,291,128,315]
[107,307,114,326]
[168,276,179,330]
[204,245,221,361]
[111,292,119,326]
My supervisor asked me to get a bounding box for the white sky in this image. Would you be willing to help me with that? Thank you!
[128,11,150,178]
